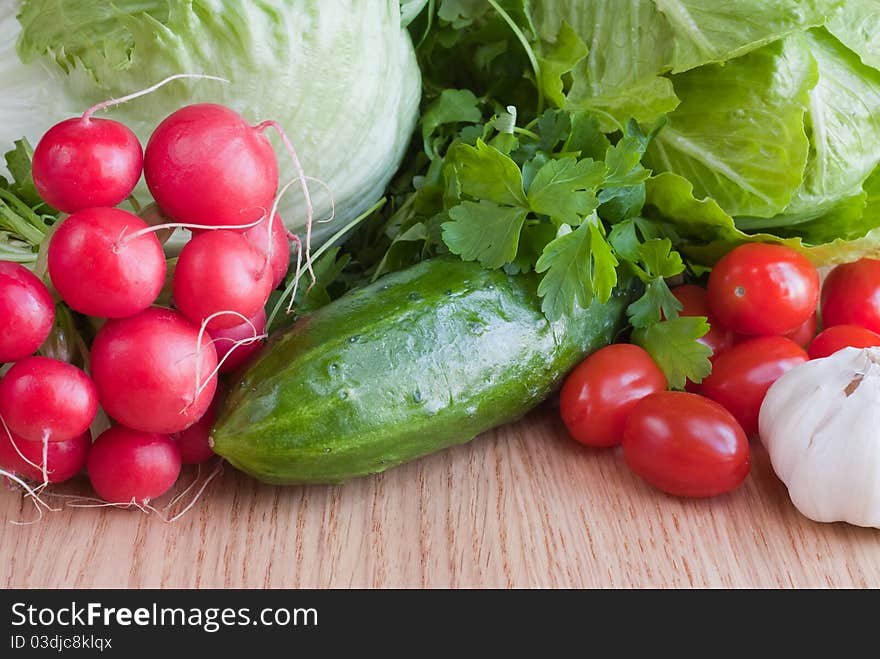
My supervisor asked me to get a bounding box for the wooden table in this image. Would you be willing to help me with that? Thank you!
[2,403,878,588]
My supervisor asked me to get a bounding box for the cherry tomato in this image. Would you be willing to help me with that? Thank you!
[559,344,666,448]
[700,336,808,436]
[783,312,817,348]
[670,284,735,358]
[808,324,880,359]
[622,391,750,497]
[733,312,818,347]
[821,258,880,333]
[707,244,819,335]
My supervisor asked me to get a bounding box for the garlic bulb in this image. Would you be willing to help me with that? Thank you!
[759,346,880,527]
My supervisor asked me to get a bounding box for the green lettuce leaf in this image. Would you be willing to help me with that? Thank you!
[826,0,880,71]
[655,0,839,73]
[782,29,880,217]
[531,0,679,126]
[645,36,816,218]
[645,171,880,265]
[529,0,838,127]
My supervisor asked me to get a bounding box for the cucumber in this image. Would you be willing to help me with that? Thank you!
[212,257,630,484]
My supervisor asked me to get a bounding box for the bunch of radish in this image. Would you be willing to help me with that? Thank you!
[0,79,299,510]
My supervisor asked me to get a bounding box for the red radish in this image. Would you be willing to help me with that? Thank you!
[32,117,142,213]
[87,426,181,504]
[0,428,90,484]
[173,230,273,330]
[0,261,54,362]
[0,356,98,442]
[48,207,166,318]
[244,213,289,288]
[90,307,218,434]
[172,403,217,465]
[31,73,226,214]
[210,308,266,373]
[144,103,279,228]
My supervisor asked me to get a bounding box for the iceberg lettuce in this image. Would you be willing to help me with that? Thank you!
[1,0,426,239]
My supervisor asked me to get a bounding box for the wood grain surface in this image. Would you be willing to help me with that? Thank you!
[2,403,878,588]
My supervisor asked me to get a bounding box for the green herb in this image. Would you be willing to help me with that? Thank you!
[632,317,713,390]
[0,139,58,266]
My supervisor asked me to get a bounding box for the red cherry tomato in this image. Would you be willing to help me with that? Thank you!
[707,244,819,336]
[734,312,818,347]
[784,312,817,348]
[622,391,750,497]
[559,344,666,448]
[700,336,808,436]
[808,324,880,359]
[821,258,880,333]
[670,284,735,358]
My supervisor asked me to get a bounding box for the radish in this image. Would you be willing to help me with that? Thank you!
[87,426,181,504]
[0,428,90,484]
[244,213,290,289]
[31,74,227,214]
[32,117,142,213]
[0,356,98,442]
[210,308,267,373]
[173,230,273,330]
[90,307,218,434]
[144,104,279,228]
[0,261,54,362]
[48,207,166,318]
[172,402,217,465]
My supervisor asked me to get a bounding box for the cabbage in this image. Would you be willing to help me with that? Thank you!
[1,0,427,239]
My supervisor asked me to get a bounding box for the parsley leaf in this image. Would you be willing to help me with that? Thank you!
[632,317,713,390]
[442,200,528,268]
[627,279,681,328]
[602,136,651,191]
[626,238,685,328]
[447,140,527,206]
[535,214,618,320]
[527,156,605,225]
[564,111,611,160]
[638,238,685,278]
[421,89,482,160]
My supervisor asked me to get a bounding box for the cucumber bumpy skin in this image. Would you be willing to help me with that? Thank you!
[212,257,631,484]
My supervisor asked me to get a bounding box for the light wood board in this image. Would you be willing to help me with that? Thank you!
[2,404,878,588]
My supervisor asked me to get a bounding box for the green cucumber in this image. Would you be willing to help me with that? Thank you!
[212,257,630,484]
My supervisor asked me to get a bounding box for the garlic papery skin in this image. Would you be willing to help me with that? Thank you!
[759,346,880,528]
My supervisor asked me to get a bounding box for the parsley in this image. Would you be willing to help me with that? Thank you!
[443,201,528,268]
[632,317,713,390]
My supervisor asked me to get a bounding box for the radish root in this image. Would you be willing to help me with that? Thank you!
[285,234,304,315]
[53,459,223,523]
[118,217,266,246]
[255,121,324,289]
[82,74,229,122]
[184,311,266,414]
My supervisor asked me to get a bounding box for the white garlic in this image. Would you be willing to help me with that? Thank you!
[759,346,880,527]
